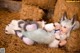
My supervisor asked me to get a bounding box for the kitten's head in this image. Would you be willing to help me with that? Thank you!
[60,12,76,33]
[18,20,38,31]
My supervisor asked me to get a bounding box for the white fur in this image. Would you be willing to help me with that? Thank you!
[44,23,55,31]
[22,37,34,45]
[49,39,60,48]
[41,20,46,28]
[72,21,80,30]
[54,31,61,39]
[26,24,38,31]
[5,20,24,35]
[5,25,15,34]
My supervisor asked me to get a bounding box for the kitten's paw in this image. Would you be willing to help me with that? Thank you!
[49,40,59,48]
[22,37,34,45]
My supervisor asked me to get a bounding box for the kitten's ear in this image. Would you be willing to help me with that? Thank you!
[23,23,28,31]
[18,21,25,28]
[60,12,67,21]
[71,14,76,25]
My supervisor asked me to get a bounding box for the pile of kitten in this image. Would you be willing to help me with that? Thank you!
[5,13,80,48]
